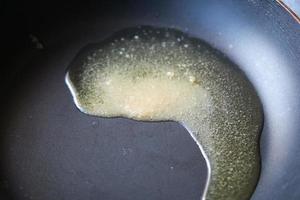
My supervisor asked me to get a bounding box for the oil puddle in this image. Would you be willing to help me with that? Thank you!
[66,26,263,200]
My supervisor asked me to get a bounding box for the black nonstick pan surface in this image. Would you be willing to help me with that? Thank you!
[0,0,300,199]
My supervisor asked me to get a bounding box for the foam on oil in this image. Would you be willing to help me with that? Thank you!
[66,26,263,200]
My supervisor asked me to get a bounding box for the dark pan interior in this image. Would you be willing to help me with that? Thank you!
[0,0,300,200]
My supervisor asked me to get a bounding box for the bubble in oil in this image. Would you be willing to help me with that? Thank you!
[65,26,263,200]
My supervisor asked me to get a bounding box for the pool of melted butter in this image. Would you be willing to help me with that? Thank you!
[66,26,263,200]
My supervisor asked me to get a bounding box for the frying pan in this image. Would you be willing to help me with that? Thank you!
[0,0,300,199]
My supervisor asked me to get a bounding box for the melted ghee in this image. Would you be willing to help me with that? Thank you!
[66,26,263,200]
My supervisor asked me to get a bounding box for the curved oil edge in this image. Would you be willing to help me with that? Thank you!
[66,71,211,199]
[65,26,262,200]
[180,122,211,200]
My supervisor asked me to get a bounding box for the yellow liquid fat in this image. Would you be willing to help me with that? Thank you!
[66,26,263,200]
